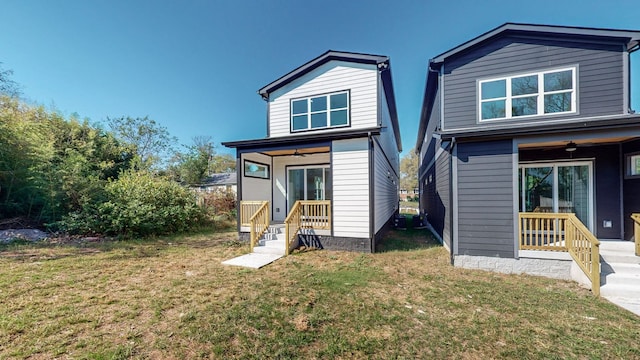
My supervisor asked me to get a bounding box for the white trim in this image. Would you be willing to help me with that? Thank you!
[478,66,577,122]
[290,90,350,132]
[286,165,331,212]
[443,113,640,134]
[452,144,459,255]
[512,140,519,259]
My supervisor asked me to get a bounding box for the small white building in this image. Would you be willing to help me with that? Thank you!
[223,51,402,252]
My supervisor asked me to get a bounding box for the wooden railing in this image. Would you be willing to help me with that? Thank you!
[632,213,640,256]
[284,200,331,255]
[240,201,269,251]
[519,212,600,296]
[240,201,267,227]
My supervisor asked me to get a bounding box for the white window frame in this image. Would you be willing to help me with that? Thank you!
[518,160,594,231]
[290,90,350,132]
[479,67,577,122]
[625,152,640,179]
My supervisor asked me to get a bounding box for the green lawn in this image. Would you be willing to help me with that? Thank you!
[1,227,639,359]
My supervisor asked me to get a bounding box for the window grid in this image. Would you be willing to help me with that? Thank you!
[290,91,349,132]
[479,67,576,121]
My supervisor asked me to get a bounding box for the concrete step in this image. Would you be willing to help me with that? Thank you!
[253,239,286,255]
[601,261,640,275]
[600,283,640,298]
[600,253,640,265]
[260,233,286,242]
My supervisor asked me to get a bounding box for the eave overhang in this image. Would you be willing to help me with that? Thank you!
[222,126,382,151]
[436,115,640,142]
[431,22,640,65]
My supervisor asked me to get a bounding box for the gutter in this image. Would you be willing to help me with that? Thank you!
[448,136,456,265]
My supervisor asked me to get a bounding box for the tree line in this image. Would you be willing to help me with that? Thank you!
[0,65,235,237]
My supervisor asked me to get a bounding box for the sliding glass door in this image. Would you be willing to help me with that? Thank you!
[519,161,593,230]
[287,166,331,212]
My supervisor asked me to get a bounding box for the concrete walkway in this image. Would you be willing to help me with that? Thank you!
[222,253,283,269]
[222,225,286,269]
[599,239,640,316]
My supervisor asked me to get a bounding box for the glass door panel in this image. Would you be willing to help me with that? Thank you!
[306,168,324,200]
[287,169,305,212]
[287,166,331,212]
[523,167,553,212]
[558,165,590,227]
[519,162,592,231]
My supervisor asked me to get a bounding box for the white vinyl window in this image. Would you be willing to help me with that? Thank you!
[291,91,349,132]
[479,67,576,121]
[625,153,640,178]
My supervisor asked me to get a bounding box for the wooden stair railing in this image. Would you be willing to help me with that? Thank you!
[519,212,600,296]
[284,200,331,255]
[240,201,269,252]
[632,213,640,256]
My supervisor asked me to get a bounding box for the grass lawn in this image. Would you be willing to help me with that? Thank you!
[1,225,639,359]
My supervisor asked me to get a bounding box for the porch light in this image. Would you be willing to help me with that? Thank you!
[293,149,303,157]
[565,142,577,152]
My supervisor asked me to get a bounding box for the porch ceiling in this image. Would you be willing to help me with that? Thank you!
[518,136,635,150]
[262,146,330,156]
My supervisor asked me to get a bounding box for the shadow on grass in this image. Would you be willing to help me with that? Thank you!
[376,214,441,252]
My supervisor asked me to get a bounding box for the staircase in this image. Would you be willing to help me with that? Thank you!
[253,224,286,256]
[599,240,640,316]
[222,224,286,269]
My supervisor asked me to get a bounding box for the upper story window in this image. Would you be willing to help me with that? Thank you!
[479,67,576,121]
[291,91,349,132]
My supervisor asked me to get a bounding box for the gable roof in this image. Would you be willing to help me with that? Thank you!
[258,50,390,97]
[415,23,640,151]
[258,50,402,152]
[196,173,236,187]
[431,22,640,64]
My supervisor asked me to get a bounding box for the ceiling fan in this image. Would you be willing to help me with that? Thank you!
[293,149,306,157]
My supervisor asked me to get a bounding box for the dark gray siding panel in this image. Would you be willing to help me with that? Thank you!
[456,140,514,257]
[421,87,441,167]
[622,140,640,240]
[443,36,624,130]
[519,144,622,239]
[422,145,450,249]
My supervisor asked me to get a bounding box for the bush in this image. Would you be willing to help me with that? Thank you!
[57,171,205,237]
[198,188,236,216]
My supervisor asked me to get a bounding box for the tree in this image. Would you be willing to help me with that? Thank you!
[168,137,236,185]
[107,116,177,170]
[400,149,419,193]
[0,63,20,97]
[209,153,235,173]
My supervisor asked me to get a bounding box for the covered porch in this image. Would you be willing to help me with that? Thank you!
[515,132,640,295]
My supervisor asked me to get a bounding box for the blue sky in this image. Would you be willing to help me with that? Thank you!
[1,0,639,157]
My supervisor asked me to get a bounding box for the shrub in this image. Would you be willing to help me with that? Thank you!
[57,171,205,237]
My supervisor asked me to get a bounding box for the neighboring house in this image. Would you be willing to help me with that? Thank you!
[223,50,401,253]
[399,188,419,201]
[192,173,237,194]
[416,23,640,282]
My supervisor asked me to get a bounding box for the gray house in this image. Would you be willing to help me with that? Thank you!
[416,23,640,285]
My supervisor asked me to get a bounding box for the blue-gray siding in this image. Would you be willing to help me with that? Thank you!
[422,145,451,249]
[443,36,624,130]
[456,140,515,257]
[623,140,640,240]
